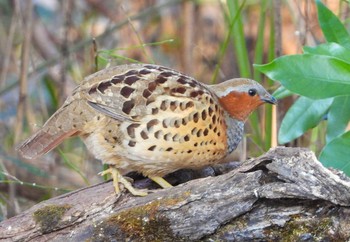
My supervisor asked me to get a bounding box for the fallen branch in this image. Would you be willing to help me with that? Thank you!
[1,147,350,241]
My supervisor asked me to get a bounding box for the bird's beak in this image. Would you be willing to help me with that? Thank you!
[261,94,277,105]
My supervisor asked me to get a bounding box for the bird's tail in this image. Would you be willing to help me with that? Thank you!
[16,128,78,160]
[16,103,83,160]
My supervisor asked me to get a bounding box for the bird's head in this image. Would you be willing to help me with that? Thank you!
[209,78,276,122]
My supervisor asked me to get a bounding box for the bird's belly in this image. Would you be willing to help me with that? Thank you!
[82,111,229,176]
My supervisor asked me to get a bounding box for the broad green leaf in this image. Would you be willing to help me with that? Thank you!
[319,131,350,176]
[278,97,333,144]
[272,86,293,99]
[326,96,350,142]
[254,54,350,99]
[304,43,350,63]
[316,0,350,49]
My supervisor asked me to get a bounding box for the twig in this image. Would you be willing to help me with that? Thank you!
[0,2,19,88]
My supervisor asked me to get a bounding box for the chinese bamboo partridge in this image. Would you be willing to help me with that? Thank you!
[18,64,276,196]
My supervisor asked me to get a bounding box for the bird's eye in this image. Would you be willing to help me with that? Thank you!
[248,88,257,96]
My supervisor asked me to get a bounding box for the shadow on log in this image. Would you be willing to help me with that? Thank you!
[1,147,350,241]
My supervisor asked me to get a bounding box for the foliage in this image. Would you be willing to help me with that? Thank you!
[255,0,350,176]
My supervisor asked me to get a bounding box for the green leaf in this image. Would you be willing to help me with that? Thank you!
[278,97,333,144]
[272,86,293,99]
[316,0,350,49]
[319,131,350,176]
[254,54,350,99]
[326,96,350,142]
[303,42,350,63]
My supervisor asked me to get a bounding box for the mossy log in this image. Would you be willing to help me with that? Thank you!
[1,147,350,241]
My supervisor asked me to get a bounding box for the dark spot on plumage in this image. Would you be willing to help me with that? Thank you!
[166,147,173,152]
[170,101,177,111]
[194,142,198,147]
[147,119,159,131]
[162,120,168,128]
[154,130,163,139]
[209,98,214,104]
[140,130,149,140]
[193,112,199,123]
[160,100,167,111]
[142,89,152,99]
[120,86,135,98]
[97,81,112,94]
[155,75,167,84]
[139,69,152,75]
[201,110,207,120]
[177,77,188,85]
[212,115,217,124]
[146,98,156,106]
[124,76,139,85]
[189,82,196,87]
[209,124,213,129]
[111,76,123,84]
[203,128,209,136]
[191,128,197,135]
[208,107,214,116]
[128,141,136,147]
[126,123,140,138]
[198,90,204,95]
[197,129,202,137]
[213,127,217,133]
[113,136,118,141]
[122,100,135,115]
[161,71,173,77]
[174,120,181,128]
[186,101,194,109]
[148,82,157,92]
[218,131,221,137]
[148,145,156,151]
[164,133,172,141]
[187,150,192,153]
[108,130,112,133]
[184,135,190,142]
[58,125,62,129]
[214,104,219,112]
[97,116,100,120]
[73,124,76,128]
[88,86,97,95]
[144,65,157,70]
[125,70,138,76]
[172,134,180,141]
[190,91,199,98]
[131,115,139,119]
[182,118,188,125]
[152,107,159,114]
[171,87,186,94]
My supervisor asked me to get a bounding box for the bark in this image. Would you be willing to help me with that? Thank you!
[1,147,350,241]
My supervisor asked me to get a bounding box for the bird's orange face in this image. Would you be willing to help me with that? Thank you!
[218,91,268,121]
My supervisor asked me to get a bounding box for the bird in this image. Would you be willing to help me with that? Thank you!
[17,64,276,196]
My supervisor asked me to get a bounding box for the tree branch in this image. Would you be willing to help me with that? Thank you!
[1,147,350,241]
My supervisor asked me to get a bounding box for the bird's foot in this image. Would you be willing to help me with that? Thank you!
[99,167,148,196]
[149,176,173,188]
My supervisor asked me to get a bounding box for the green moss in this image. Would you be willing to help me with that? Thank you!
[33,204,72,234]
[92,194,190,241]
[266,215,335,241]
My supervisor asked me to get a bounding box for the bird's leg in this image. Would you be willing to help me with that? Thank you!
[149,176,173,188]
[99,166,148,196]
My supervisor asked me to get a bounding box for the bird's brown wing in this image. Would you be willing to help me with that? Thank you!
[79,64,213,123]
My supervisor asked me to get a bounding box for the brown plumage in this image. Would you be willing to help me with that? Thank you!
[17,64,276,196]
